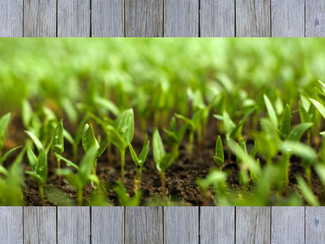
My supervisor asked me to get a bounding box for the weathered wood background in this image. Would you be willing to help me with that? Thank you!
[1,207,325,243]
[1,0,325,37]
[1,0,325,243]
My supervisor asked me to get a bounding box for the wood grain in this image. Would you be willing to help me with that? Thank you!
[271,0,304,37]
[200,207,234,244]
[164,207,199,244]
[125,0,163,37]
[91,0,124,37]
[200,0,234,37]
[305,207,325,244]
[57,0,90,37]
[236,0,271,37]
[0,207,23,244]
[24,207,56,244]
[164,0,199,37]
[236,207,270,244]
[125,207,163,244]
[0,0,23,37]
[91,207,124,244]
[271,207,304,244]
[58,207,90,244]
[24,0,56,37]
[306,0,325,37]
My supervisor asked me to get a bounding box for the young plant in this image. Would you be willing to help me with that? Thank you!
[114,181,141,206]
[25,131,49,203]
[55,146,99,206]
[0,113,22,165]
[163,116,187,154]
[52,120,64,186]
[213,135,224,170]
[129,140,150,191]
[107,108,134,183]
[153,129,178,200]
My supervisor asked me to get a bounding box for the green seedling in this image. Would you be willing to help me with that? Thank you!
[25,131,49,203]
[129,140,150,191]
[213,135,224,170]
[107,108,134,183]
[114,181,141,206]
[163,117,187,154]
[153,129,178,200]
[52,120,64,186]
[55,146,99,206]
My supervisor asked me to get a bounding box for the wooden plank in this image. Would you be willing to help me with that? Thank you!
[58,0,90,37]
[236,207,270,244]
[0,207,23,243]
[164,0,199,37]
[236,0,270,37]
[0,0,23,37]
[24,207,56,244]
[271,207,304,244]
[91,0,124,37]
[306,207,325,244]
[125,0,163,37]
[164,207,199,244]
[271,0,304,37]
[91,207,124,244]
[306,0,325,37]
[24,0,56,37]
[200,207,235,244]
[125,207,163,243]
[58,207,90,244]
[200,0,234,37]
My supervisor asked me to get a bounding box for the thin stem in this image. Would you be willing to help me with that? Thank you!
[58,159,61,186]
[284,153,290,196]
[77,187,83,206]
[161,171,166,201]
[189,131,194,155]
[121,148,125,183]
[39,184,44,205]
[306,167,312,188]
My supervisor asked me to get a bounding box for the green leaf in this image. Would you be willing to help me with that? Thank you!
[55,154,79,170]
[107,125,126,151]
[0,113,11,154]
[26,171,44,186]
[263,94,278,128]
[287,123,313,141]
[79,146,98,185]
[279,105,291,139]
[129,144,139,166]
[115,109,134,146]
[22,100,33,128]
[37,148,48,182]
[97,137,109,157]
[26,145,38,169]
[138,140,150,165]
[175,114,194,130]
[221,111,235,139]
[315,164,325,187]
[281,141,317,162]
[95,97,120,116]
[310,98,325,119]
[153,129,166,167]
[25,130,43,152]
[52,120,64,156]
[299,101,311,123]
[214,135,224,167]
[158,152,177,172]
[0,146,22,165]
[297,176,319,206]
[82,123,99,152]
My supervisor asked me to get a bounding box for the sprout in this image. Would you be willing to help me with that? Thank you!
[213,135,224,170]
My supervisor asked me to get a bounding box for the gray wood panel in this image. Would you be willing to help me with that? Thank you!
[271,0,304,37]
[236,0,271,37]
[58,207,90,244]
[200,207,235,244]
[57,0,90,37]
[0,0,23,37]
[125,0,163,37]
[91,0,124,37]
[306,0,325,37]
[24,207,56,244]
[164,0,199,37]
[0,207,23,244]
[306,207,325,244]
[236,207,270,244]
[91,207,124,244]
[200,0,235,37]
[24,0,56,37]
[125,207,163,244]
[271,207,304,244]
[164,207,199,244]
